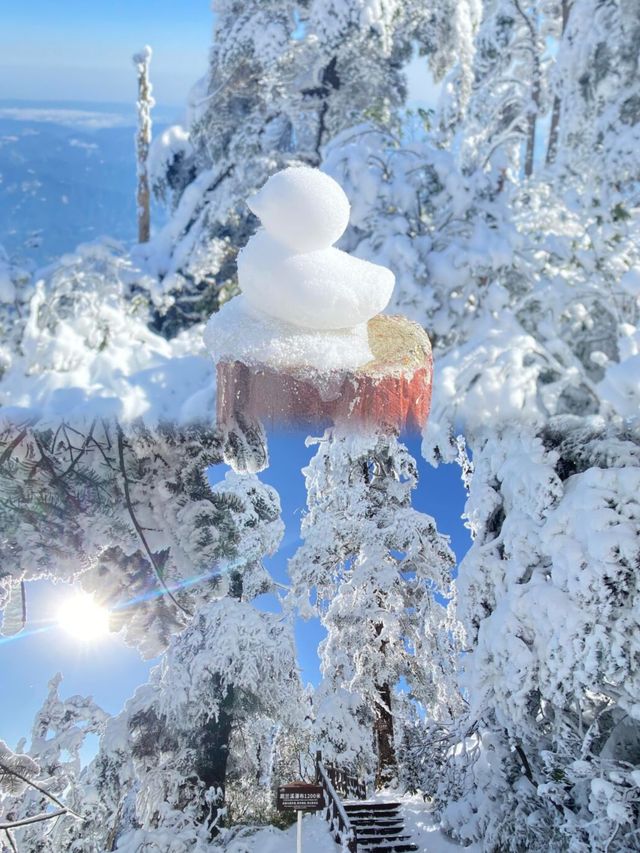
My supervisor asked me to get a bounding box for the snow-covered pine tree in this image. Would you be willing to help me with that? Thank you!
[413,27,639,834]
[0,675,108,853]
[432,417,640,852]
[551,0,640,198]
[289,430,460,787]
[455,0,544,180]
[426,0,481,140]
[416,157,639,852]
[143,0,305,335]
[58,476,298,849]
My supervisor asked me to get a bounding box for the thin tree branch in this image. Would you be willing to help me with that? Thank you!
[0,419,38,467]
[0,762,82,821]
[0,809,69,830]
[55,420,97,482]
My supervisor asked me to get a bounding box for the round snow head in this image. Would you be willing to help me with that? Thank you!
[247,166,351,252]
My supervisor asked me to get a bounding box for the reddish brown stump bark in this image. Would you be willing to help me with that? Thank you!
[216,314,432,434]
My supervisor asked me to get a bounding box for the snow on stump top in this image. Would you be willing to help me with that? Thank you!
[204,166,432,433]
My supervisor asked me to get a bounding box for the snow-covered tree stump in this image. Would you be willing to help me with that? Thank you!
[206,168,433,440]
[216,313,432,433]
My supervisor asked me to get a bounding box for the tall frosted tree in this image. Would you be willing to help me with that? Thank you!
[289,430,459,786]
[456,0,544,179]
[552,0,640,195]
[428,417,640,852]
[86,604,300,849]
[143,0,303,335]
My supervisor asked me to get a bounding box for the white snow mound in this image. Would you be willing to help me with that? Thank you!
[204,295,373,370]
[248,165,351,252]
[238,229,394,330]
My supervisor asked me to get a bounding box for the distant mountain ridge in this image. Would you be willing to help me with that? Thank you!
[0,99,178,266]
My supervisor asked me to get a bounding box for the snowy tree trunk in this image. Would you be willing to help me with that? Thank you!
[372,608,396,787]
[545,0,572,166]
[133,46,154,244]
[514,0,541,178]
[195,678,235,835]
[545,93,562,167]
[374,680,396,788]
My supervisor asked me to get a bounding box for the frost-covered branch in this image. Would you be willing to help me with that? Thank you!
[0,809,70,830]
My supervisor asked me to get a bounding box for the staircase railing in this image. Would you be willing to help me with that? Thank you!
[315,751,358,853]
[323,759,367,801]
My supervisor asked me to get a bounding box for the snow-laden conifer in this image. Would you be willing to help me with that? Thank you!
[434,418,640,851]
[289,430,460,786]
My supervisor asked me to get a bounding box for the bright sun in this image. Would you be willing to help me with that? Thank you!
[57,592,110,641]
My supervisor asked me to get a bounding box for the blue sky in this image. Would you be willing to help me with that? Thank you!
[0,0,213,106]
[0,0,440,108]
[0,431,469,755]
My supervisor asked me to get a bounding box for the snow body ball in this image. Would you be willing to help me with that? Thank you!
[247,166,350,252]
[238,229,394,331]
[239,166,395,331]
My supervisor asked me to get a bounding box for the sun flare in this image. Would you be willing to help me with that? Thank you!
[57,592,110,642]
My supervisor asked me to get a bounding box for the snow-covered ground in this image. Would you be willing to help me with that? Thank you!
[223,815,339,853]
[399,796,480,852]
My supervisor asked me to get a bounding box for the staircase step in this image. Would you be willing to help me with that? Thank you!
[345,801,401,810]
[350,823,405,835]
[357,833,410,844]
[348,812,403,819]
[358,845,418,853]
[346,806,400,812]
[349,816,404,823]
[349,812,401,822]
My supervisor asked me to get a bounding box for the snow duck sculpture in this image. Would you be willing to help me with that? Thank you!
[239,167,394,330]
[204,166,433,435]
